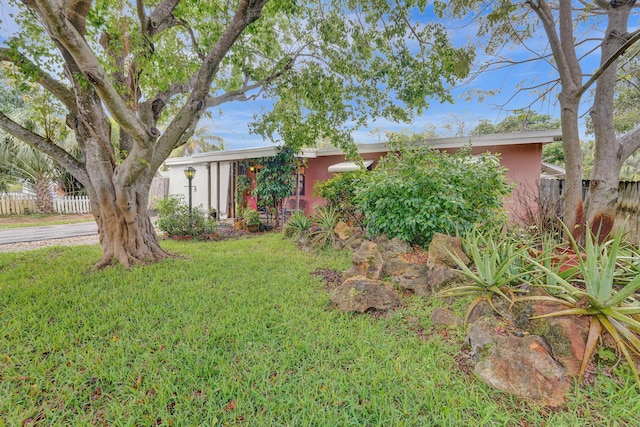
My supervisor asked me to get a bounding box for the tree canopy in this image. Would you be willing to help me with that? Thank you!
[0,0,474,267]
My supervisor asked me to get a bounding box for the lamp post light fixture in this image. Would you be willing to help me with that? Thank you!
[184,166,196,229]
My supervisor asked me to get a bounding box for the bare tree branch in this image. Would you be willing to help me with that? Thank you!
[176,19,206,60]
[206,54,299,108]
[136,0,148,37]
[526,0,581,94]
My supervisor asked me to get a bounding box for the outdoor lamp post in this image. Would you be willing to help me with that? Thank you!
[184,166,196,229]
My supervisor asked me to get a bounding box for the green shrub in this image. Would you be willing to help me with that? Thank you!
[243,208,261,226]
[314,169,367,224]
[155,195,217,238]
[355,144,511,247]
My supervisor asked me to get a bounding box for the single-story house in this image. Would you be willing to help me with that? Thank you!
[162,130,562,222]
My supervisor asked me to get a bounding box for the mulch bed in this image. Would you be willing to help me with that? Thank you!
[311,268,343,291]
[399,247,429,264]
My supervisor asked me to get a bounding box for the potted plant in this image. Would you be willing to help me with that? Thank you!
[243,208,261,232]
[234,206,245,230]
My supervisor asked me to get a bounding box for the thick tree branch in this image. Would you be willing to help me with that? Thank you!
[147,0,181,37]
[558,0,583,90]
[619,123,640,160]
[0,47,76,112]
[0,112,89,185]
[577,28,640,98]
[526,0,580,95]
[33,0,152,147]
[136,0,148,37]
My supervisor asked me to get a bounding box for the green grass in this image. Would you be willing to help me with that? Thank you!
[1,234,640,426]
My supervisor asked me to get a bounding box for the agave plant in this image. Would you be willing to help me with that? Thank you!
[309,205,340,249]
[438,229,532,325]
[525,224,640,386]
[283,210,313,239]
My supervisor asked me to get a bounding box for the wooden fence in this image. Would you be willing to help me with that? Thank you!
[0,193,91,215]
[0,193,37,215]
[540,178,640,243]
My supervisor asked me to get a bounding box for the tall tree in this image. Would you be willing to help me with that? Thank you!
[449,0,640,239]
[169,127,225,157]
[0,0,473,268]
[472,110,560,135]
[588,43,640,180]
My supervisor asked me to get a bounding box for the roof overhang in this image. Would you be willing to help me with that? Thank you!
[327,160,374,173]
[541,162,566,178]
[163,130,563,167]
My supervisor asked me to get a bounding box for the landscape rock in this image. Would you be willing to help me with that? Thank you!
[345,236,364,250]
[331,276,401,313]
[383,257,416,277]
[335,221,353,241]
[374,234,390,247]
[380,238,412,259]
[431,308,463,328]
[512,298,589,378]
[467,317,571,407]
[343,240,384,280]
[424,267,466,295]
[427,233,469,269]
[392,269,430,295]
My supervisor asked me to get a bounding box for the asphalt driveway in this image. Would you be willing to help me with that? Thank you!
[0,222,98,245]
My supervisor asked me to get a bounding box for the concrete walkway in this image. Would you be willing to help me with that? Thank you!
[0,222,98,245]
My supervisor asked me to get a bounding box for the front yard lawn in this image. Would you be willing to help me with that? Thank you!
[1,234,639,425]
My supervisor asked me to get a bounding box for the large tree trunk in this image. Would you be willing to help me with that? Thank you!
[528,0,585,238]
[559,98,584,238]
[92,186,169,269]
[586,5,631,240]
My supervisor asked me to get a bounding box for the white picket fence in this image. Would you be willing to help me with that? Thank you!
[53,196,92,214]
[0,193,91,215]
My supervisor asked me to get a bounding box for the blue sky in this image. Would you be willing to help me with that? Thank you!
[0,2,601,151]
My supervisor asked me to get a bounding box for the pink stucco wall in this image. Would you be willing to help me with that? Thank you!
[285,143,543,223]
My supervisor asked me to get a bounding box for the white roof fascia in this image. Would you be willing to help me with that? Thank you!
[312,130,561,156]
[164,145,321,166]
[424,130,562,149]
[164,130,562,166]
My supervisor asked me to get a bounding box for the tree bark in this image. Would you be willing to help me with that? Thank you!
[527,0,585,237]
[586,4,633,240]
[92,183,170,269]
[559,97,584,238]
[35,176,54,213]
